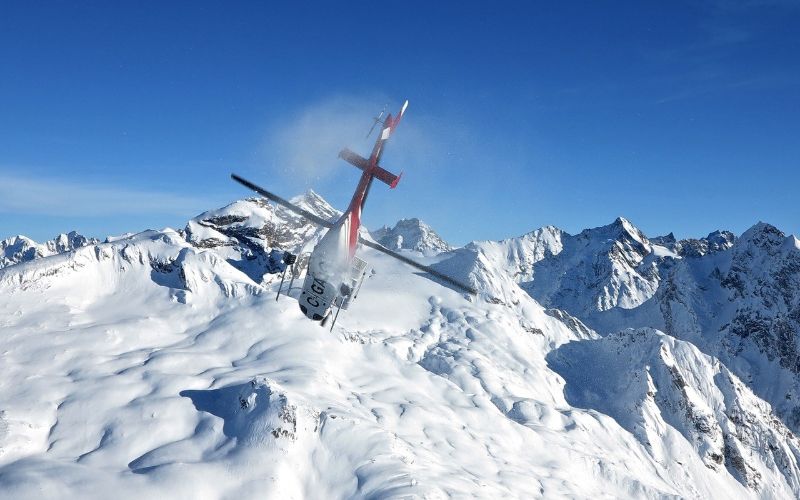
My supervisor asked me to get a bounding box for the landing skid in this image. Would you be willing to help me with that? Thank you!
[274,251,297,301]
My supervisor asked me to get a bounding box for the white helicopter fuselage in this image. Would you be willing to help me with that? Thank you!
[298,211,357,321]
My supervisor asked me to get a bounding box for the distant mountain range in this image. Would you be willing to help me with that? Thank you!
[1,231,98,269]
[1,194,799,498]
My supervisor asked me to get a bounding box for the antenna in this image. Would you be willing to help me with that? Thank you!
[365,105,387,138]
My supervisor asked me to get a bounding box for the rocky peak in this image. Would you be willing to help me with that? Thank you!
[738,222,786,253]
[290,189,340,222]
[1,235,37,252]
[706,230,736,251]
[480,217,663,315]
[1,232,97,269]
[0,235,41,268]
[613,216,648,241]
[650,232,678,250]
[674,230,736,258]
[46,231,98,254]
[184,196,336,282]
[576,217,652,263]
[579,217,648,243]
[371,218,452,255]
[651,230,736,257]
[583,219,654,281]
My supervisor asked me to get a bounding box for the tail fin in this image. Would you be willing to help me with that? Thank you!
[368,100,408,163]
[393,100,409,128]
[381,100,409,139]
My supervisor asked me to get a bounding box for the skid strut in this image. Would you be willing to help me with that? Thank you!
[275,252,297,301]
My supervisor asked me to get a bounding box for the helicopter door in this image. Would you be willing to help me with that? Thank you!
[337,256,368,311]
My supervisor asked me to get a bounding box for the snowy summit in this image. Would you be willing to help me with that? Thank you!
[370,218,452,255]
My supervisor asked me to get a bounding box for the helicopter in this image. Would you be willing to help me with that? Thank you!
[231,100,476,329]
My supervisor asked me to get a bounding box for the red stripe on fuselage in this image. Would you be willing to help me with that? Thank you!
[348,207,360,258]
[343,168,372,258]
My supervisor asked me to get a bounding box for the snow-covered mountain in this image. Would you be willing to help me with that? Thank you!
[183,190,338,282]
[457,217,800,434]
[370,218,452,255]
[0,231,97,269]
[1,196,799,499]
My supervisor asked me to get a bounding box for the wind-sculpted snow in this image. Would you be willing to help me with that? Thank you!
[1,196,798,498]
[0,244,757,498]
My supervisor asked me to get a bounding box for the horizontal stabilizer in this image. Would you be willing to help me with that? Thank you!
[339,148,370,170]
[339,148,401,189]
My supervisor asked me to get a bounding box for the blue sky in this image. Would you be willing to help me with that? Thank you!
[1,1,798,245]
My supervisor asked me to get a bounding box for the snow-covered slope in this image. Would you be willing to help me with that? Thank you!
[371,218,452,255]
[1,198,798,498]
[1,231,98,269]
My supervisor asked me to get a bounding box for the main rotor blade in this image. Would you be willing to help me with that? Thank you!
[358,237,477,295]
[231,174,334,228]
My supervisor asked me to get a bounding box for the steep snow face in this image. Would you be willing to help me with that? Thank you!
[467,225,565,284]
[714,223,800,366]
[3,195,794,498]
[427,225,566,308]
[484,218,800,434]
[619,222,800,430]
[464,217,663,315]
[548,328,800,496]
[371,218,452,255]
[0,231,98,269]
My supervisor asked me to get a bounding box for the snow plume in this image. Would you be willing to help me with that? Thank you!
[265,95,389,184]
[263,95,453,188]
[0,171,207,217]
